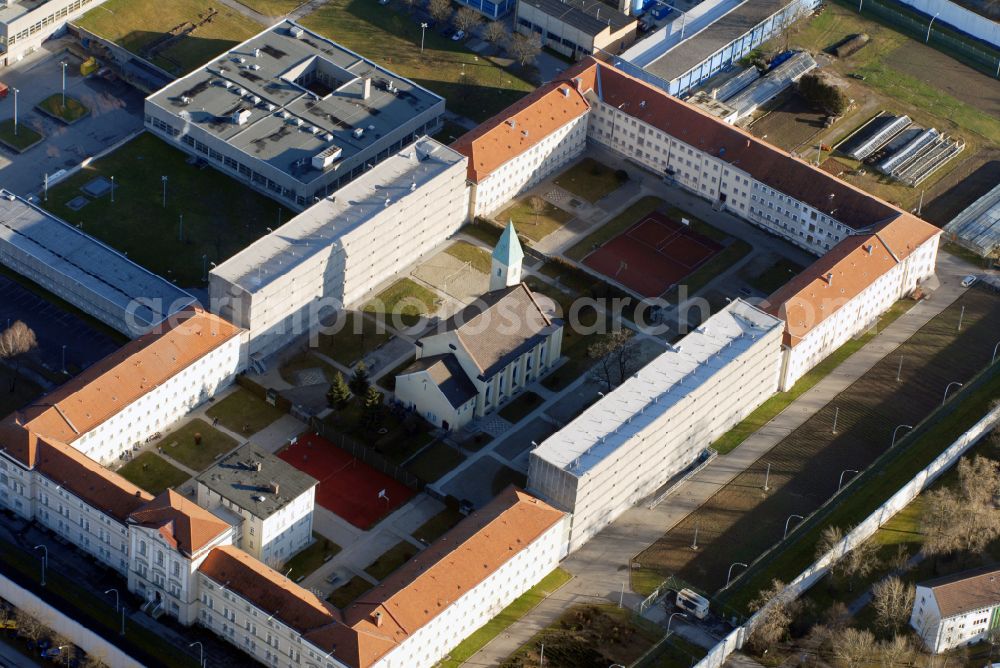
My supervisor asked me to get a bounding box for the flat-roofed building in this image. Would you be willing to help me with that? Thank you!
[529,300,783,551]
[515,0,637,60]
[0,0,108,66]
[0,190,196,336]
[196,443,317,566]
[208,137,468,360]
[943,183,1000,258]
[145,20,445,210]
[911,566,1000,653]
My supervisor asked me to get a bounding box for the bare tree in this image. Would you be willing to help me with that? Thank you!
[817,524,879,591]
[527,195,547,229]
[15,609,46,644]
[507,31,542,66]
[816,525,844,560]
[746,579,792,654]
[830,628,875,668]
[453,6,483,33]
[0,321,38,392]
[922,455,1000,557]
[871,576,915,633]
[428,0,453,23]
[483,21,508,48]
[588,329,638,393]
[877,634,915,667]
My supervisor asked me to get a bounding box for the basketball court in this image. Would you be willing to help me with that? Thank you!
[278,433,414,530]
[583,211,724,298]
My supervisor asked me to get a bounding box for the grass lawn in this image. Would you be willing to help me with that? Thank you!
[76,0,263,75]
[300,0,534,122]
[443,241,492,274]
[711,300,913,455]
[155,418,238,471]
[364,277,440,328]
[0,120,43,152]
[283,532,342,580]
[748,257,806,295]
[315,311,393,367]
[565,196,664,261]
[438,568,572,668]
[461,219,504,248]
[364,540,419,581]
[327,576,373,609]
[233,0,305,14]
[43,133,294,287]
[497,391,544,423]
[553,158,624,203]
[0,368,42,419]
[205,387,285,436]
[646,634,709,668]
[411,507,465,544]
[405,441,466,484]
[35,94,89,123]
[279,350,341,386]
[497,197,573,242]
[116,452,190,495]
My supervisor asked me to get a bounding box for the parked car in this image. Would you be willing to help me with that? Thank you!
[451,29,466,41]
[961,275,977,288]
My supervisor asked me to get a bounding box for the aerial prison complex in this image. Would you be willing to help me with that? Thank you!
[0,45,944,667]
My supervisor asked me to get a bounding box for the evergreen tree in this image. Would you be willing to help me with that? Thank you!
[362,385,384,429]
[349,362,370,396]
[326,371,352,408]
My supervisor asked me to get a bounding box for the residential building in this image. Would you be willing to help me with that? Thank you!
[145,20,445,210]
[395,223,563,430]
[528,299,783,551]
[911,566,1000,653]
[515,0,638,61]
[9,308,244,465]
[0,0,108,66]
[196,443,317,566]
[0,190,195,337]
[208,137,468,361]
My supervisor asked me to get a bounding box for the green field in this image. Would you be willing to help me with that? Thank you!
[444,241,492,274]
[43,133,293,287]
[36,95,90,123]
[283,533,342,579]
[300,0,534,122]
[155,418,238,471]
[327,576,372,609]
[411,507,464,544]
[205,388,285,436]
[497,198,573,242]
[116,452,190,495]
[0,120,43,152]
[76,0,263,75]
[365,540,419,581]
[364,277,440,328]
[553,158,623,203]
[234,0,305,14]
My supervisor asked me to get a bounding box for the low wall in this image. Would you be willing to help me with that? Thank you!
[0,573,142,667]
[895,0,1000,47]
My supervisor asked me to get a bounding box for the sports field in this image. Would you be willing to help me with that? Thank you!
[582,212,723,298]
[278,433,414,529]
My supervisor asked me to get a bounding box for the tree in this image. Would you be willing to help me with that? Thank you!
[453,6,483,33]
[830,628,875,668]
[526,195,547,230]
[349,362,370,396]
[588,329,639,393]
[922,455,1000,557]
[746,579,792,654]
[483,21,508,48]
[0,320,38,392]
[877,634,914,668]
[362,385,384,429]
[507,31,542,66]
[871,576,915,633]
[15,609,46,645]
[797,72,850,116]
[429,0,453,23]
[327,371,352,408]
[817,524,879,591]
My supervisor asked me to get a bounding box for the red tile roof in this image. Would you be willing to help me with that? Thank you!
[130,490,231,556]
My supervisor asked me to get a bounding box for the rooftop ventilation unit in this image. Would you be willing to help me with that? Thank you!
[234,56,246,65]
[353,127,364,139]
[222,80,233,89]
[232,109,252,125]
[251,95,261,104]
[294,117,303,127]
[289,25,304,39]
[506,119,516,128]
[235,87,245,96]
[311,126,321,134]
[324,132,334,141]
[559,87,569,97]
[281,110,292,119]
[253,48,261,58]
[312,144,343,170]
[250,64,261,71]
[179,96,192,105]
[266,103,277,112]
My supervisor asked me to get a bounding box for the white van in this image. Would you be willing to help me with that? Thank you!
[675,588,710,620]
[962,275,977,288]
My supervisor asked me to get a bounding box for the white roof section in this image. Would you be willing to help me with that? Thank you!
[210,136,465,292]
[943,183,1000,256]
[531,300,781,476]
[0,190,196,330]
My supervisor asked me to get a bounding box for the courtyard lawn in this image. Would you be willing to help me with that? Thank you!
[363,277,440,328]
[279,350,340,386]
[0,120,43,153]
[300,0,534,122]
[283,532,342,580]
[155,418,238,471]
[327,576,372,609]
[315,312,393,367]
[404,441,465,484]
[411,507,464,544]
[553,158,624,203]
[205,387,285,436]
[564,196,665,261]
[497,391,544,423]
[438,568,572,668]
[75,0,264,75]
[116,452,190,495]
[748,257,806,295]
[0,367,42,418]
[364,541,419,581]
[43,133,294,288]
[497,198,573,242]
[233,0,305,15]
[35,95,90,123]
[443,241,492,274]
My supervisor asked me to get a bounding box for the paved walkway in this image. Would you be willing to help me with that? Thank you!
[462,251,977,666]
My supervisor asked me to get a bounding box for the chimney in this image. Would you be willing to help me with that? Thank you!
[269,481,280,495]
[863,244,873,255]
[823,272,834,285]
[362,77,372,100]
[254,461,263,472]
[372,611,383,627]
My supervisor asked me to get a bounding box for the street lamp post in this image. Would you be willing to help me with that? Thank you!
[838,469,859,492]
[420,23,428,53]
[110,176,115,204]
[667,612,687,633]
[12,87,19,136]
[942,381,963,405]
[189,641,204,668]
[33,545,47,586]
[993,340,1000,365]
[726,562,748,588]
[896,355,903,382]
[763,462,771,492]
[105,589,124,635]
[784,514,804,539]
[61,345,67,374]
[926,12,940,43]
[891,424,914,448]
[161,175,168,208]
[61,61,67,108]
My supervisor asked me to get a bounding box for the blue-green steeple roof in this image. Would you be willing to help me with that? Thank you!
[493,221,524,268]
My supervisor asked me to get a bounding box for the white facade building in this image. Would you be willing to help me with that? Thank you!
[911,566,1000,653]
[528,300,783,551]
[196,443,317,566]
[209,137,468,360]
[0,0,108,66]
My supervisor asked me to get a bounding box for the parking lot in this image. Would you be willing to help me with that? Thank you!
[0,46,145,197]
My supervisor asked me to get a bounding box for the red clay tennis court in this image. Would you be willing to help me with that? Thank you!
[278,433,414,530]
[584,211,724,298]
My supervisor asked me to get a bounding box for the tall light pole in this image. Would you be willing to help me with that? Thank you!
[420,23,428,53]
[891,424,913,448]
[189,641,204,668]
[763,462,771,492]
[993,340,1000,365]
[161,175,168,208]
[61,344,67,374]
[12,87,19,136]
[726,562,748,588]
[942,381,963,405]
[838,469,859,491]
[667,612,687,632]
[784,514,804,539]
[61,60,68,108]
[926,12,940,43]
[105,589,124,635]
[33,545,47,586]
[110,176,115,203]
